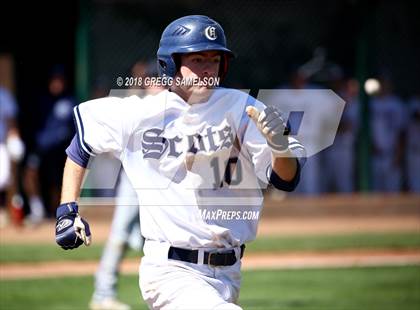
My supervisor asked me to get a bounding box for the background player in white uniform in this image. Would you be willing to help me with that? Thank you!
[90,61,164,310]
[370,77,406,192]
[55,15,305,309]
[324,76,360,193]
[89,168,141,310]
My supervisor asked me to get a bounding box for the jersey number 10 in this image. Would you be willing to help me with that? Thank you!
[210,157,242,188]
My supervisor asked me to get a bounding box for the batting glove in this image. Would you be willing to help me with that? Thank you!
[246,106,289,154]
[55,202,91,250]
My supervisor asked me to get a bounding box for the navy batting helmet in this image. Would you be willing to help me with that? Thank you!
[157,15,234,79]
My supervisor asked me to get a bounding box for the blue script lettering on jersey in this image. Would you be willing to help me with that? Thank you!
[142,125,234,159]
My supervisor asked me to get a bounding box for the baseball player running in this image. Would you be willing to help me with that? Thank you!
[55,15,305,309]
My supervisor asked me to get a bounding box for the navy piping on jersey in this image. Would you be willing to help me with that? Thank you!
[74,105,95,156]
[66,134,90,168]
[266,158,301,192]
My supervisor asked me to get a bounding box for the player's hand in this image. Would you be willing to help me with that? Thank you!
[246,106,289,154]
[55,202,91,250]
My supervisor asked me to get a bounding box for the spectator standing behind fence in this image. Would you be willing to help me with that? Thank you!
[23,66,76,223]
[370,76,406,192]
[0,86,25,227]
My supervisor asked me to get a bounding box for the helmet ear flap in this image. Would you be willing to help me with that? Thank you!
[158,59,167,70]
[157,59,167,77]
[158,56,177,77]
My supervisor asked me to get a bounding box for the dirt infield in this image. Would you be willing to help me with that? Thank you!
[2,249,420,280]
[1,215,419,245]
[1,193,419,244]
[1,193,419,279]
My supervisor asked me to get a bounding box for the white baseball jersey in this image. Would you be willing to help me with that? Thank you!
[74,88,303,248]
[371,94,406,154]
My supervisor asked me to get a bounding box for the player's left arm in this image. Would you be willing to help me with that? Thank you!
[246,105,302,190]
[270,151,297,181]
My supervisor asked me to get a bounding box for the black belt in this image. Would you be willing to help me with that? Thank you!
[168,244,245,267]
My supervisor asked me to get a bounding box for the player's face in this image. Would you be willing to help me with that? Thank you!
[173,51,221,103]
[179,51,221,80]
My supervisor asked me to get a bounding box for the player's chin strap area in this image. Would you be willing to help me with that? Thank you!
[168,245,245,267]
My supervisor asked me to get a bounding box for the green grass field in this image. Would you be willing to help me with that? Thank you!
[1,231,420,263]
[1,266,419,310]
[1,231,419,309]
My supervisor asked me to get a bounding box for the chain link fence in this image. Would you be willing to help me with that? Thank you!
[85,0,419,97]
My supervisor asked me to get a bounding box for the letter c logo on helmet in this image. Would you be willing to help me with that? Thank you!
[157,15,234,80]
[205,26,217,40]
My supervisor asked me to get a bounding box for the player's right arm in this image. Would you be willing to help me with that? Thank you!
[55,94,153,250]
[60,157,86,204]
[55,95,141,250]
[55,156,91,250]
